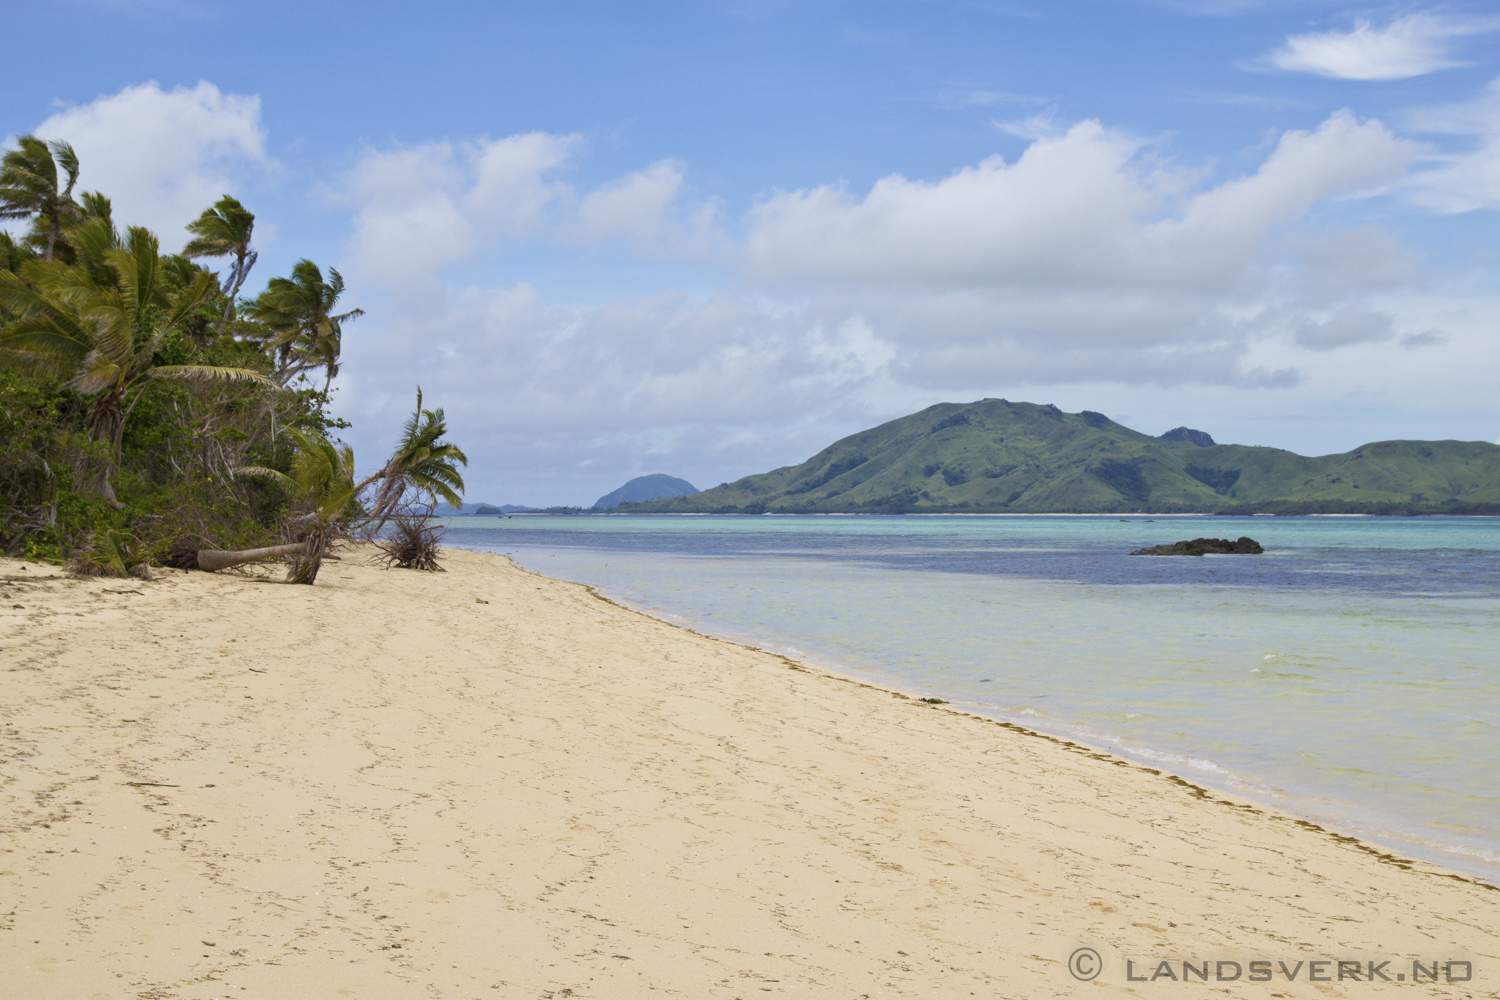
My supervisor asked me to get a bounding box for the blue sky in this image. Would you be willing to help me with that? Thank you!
[5,1,1500,505]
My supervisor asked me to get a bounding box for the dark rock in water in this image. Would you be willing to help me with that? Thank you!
[1158,426,1216,447]
[1130,536,1264,556]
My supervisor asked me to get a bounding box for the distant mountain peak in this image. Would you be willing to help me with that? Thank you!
[1159,426,1216,447]
[596,474,699,510]
[627,400,1500,515]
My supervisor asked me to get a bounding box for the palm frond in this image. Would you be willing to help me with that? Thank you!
[110,228,164,320]
[48,140,80,196]
[77,190,112,224]
[409,472,465,511]
[184,195,254,259]
[235,465,296,490]
[66,217,121,282]
[0,269,78,328]
[64,350,124,395]
[78,296,132,366]
[149,364,277,387]
[0,313,94,369]
[0,344,78,378]
[279,429,358,520]
[162,269,216,329]
[398,387,425,448]
[15,257,85,298]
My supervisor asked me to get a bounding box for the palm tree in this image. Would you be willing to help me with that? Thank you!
[77,190,113,227]
[0,232,29,274]
[0,225,276,500]
[183,195,257,322]
[356,388,468,525]
[62,215,122,286]
[238,428,356,584]
[0,234,33,323]
[191,541,311,573]
[247,260,363,388]
[0,136,81,260]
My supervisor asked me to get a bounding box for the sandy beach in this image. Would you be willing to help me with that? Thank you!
[1,546,1495,999]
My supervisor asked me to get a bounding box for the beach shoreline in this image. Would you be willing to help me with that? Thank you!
[2,546,1495,998]
[571,585,1500,886]
[465,519,1500,889]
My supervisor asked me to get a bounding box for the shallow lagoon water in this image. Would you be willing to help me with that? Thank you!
[443,514,1500,880]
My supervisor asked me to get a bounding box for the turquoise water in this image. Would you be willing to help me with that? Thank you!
[444,514,1500,881]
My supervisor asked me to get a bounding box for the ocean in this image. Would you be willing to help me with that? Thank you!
[442,513,1500,881]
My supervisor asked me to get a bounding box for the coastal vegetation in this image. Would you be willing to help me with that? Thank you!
[628,399,1500,515]
[0,135,465,577]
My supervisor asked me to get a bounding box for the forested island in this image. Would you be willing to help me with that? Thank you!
[0,135,465,581]
[628,399,1500,515]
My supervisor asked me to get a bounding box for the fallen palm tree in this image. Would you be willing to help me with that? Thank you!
[173,541,309,572]
[234,428,356,584]
[174,394,466,580]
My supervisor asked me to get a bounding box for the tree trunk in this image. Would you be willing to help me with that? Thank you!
[365,472,407,528]
[286,526,325,585]
[222,258,240,323]
[195,543,307,572]
[352,468,387,497]
[222,249,254,323]
[78,394,124,501]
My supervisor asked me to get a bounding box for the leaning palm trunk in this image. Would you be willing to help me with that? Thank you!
[75,393,124,502]
[351,389,468,532]
[194,542,307,572]
[237,429,355,586]
[285,526,327,585]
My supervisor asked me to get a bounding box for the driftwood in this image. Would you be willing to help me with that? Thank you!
[184,542,308,572]
[366,485,445,571]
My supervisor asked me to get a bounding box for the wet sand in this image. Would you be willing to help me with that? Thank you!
[1,547,1495,998]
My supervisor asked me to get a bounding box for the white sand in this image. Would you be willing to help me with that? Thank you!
[1,547,1494,998]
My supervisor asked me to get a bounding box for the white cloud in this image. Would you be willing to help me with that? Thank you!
[992,107,1062,140]
[571,159,722,254]
[746,121,1157,287]
[466,132,580,232]
[747,113,1410,289]
[341,133,580,302]
[575,160,685,242]
[1261,13,1498,81]
[1406,77,1500,212]
[1294,304,1396,350]
[31,81,272,247]
[739,111,1415,385]
[928,88,1051,110]
[1283,228,1417,300]
[342,136,723,305]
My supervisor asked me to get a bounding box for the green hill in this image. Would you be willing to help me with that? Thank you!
[594,473,699,510]
[626,399,1500,515]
